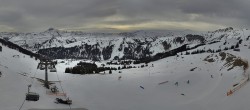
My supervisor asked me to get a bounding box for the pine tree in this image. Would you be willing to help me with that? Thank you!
[235,43,239,48]
[224,47,228,50]
[65,68,71,73]
[231,45,235,49]
[239,39,243,44]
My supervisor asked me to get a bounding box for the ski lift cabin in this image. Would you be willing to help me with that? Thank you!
[48,65,54,69]
[26,92,39,101]
[50,68,57,72]
[37,64,45,70]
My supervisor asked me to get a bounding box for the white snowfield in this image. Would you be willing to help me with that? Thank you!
[0,39,250,110]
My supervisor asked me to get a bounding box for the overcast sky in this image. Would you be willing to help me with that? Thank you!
[0,0,249,32]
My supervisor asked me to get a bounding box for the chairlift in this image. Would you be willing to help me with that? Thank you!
[26,92,39,101]
[55,98,72,105]
[50,68,57,72]
[25,85,39,101]
[38,64,45,70]
[48,66,53,69]
[40,67,45,70]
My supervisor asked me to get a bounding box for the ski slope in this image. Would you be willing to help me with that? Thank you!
[0,41,250,110]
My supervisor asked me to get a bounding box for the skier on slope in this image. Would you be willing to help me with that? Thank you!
[118,76,122,80]
[175,82,178,86]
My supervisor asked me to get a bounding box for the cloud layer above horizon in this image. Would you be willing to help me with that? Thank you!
[0,0,249,32]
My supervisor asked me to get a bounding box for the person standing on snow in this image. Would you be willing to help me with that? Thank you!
[175,82,178,86]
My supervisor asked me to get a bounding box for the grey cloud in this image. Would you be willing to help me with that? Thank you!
[0,0,118,32]
[0,0,250,32]
[21,0,117,18]
[103,18,153,25]
[117,0,250,29]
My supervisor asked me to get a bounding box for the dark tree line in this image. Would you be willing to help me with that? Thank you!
[187,43,240,55]
[106,60,133,65]
[0,38,40,59]
[65,62,117,74]
[133,44,188,64]
[38,44,103,60]
[186,34,206,44]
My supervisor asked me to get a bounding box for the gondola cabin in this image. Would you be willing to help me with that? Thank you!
[26,92,39,101]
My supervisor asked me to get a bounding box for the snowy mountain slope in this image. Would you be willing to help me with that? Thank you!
[0,43,39,110]
[54,48,249,110]
[1,34,250,110]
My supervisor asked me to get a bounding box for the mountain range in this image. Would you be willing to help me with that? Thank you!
[0,27,248,61]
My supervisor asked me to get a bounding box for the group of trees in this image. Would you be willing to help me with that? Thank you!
[65,62,116,74]
[190,49,206,55]
[185,34,206,44]
[106,60,133,65]
[185,38,243,55]
[127,44,188,64]
[65,61,150,74]
[135,44,188,64]
[38,44,102,60]
[185,43,241,55]
[112,63,149,70]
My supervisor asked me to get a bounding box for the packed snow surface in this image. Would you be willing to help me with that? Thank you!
[0,41,250,110]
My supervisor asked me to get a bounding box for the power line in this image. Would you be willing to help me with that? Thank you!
[19,67,39,110]
[31,68,39,89]
[18,99,26,110]
[55,71,72,109]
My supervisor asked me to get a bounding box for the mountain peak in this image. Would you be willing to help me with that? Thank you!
[48,27,56,31]
[45,28,60,32]
[214,27,234,33]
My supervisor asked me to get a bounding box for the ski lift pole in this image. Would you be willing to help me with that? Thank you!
[38,59,56,89]
[28,85,31,93]
[45,61,49,89]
